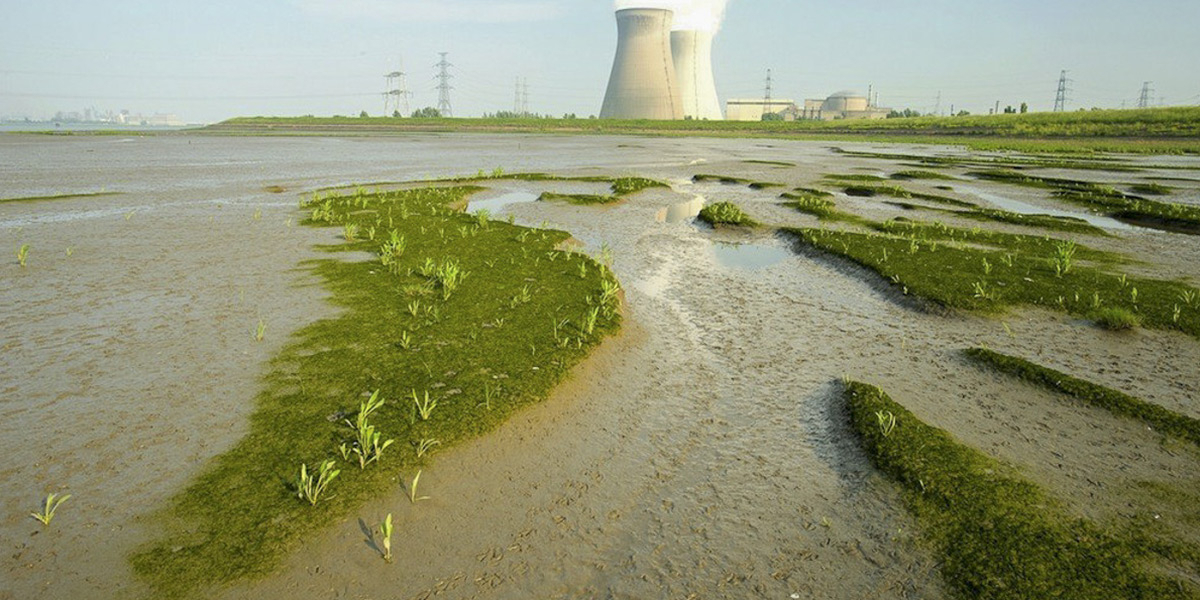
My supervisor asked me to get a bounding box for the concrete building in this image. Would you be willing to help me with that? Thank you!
[801,91,890,120]
[600,8,683,120]
[725,99,799,121]
[671,30,723,120]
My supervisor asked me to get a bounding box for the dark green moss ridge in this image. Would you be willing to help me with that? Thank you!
[131,185,621,597]
[538,191,619,205]
[834,148,1150,172]
[881,200,1109,236]
[844,381,1192,600]
[964,348,1200,446]
[315,174,665,199]
[841,184,977,208]
[824,173,887,182]
[0,191,122,204]
[699,201,758,227]
[784,226,1200,338]
[742,159,795,167]
[972,170,1200,233]
[693,173,752,185]
[890,170,958,181]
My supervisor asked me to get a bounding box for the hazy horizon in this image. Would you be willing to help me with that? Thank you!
[2,0,1198,123]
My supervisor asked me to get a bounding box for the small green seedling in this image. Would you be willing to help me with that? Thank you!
[412,389,437,421]
[408,470,430,503]
[17,244,29,267]
[297,459,340,505]
[254,319,266,342]
[380,513,394,561]
[875,410,898,437]
[415,438,441,458]
[30,492,70,526]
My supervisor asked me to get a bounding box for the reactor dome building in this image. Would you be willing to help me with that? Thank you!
[600,7,724,120]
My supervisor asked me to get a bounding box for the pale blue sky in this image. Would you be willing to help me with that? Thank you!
[1,0,1197,122]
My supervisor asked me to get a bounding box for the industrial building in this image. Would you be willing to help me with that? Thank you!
[600,8,724,120]
[801,91,891,120]
[725,99,798,121]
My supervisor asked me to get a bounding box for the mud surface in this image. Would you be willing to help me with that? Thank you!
[2,133,1198,599]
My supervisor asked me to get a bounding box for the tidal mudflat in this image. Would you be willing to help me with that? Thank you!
[2,133,1199,599]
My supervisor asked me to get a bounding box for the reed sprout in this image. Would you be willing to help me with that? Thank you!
[408,470,430,503]
[379,514,394,562]
[30,492,70,526]
[297,460,340,505]
[17,244,29,267]
[412,389,437,421]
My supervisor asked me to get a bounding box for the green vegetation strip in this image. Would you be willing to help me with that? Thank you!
[882,200,1108,236]
[841,183,976,208]
[132,185,621,596]
[210,108,1200,155]
[0,191,122,204]
[845,381,1192,599]
[699,201,758,227]
[785,224,1200,337]
[965,348,1200,445]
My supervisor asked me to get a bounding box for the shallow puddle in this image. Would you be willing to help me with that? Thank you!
[711,241,791,270]
[466,191,539,213]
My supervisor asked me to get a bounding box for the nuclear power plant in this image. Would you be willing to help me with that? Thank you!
[601,8,723,120]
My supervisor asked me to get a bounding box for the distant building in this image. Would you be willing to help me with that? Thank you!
[725,98,799,121]
[801,91,890,120]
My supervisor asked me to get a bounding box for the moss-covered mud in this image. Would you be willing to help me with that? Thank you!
[130,185,621,596]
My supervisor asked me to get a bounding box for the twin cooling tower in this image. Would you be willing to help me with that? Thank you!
[600,8,723,120]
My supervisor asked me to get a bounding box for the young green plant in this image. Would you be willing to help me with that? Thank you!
[297,460,340,506]
[30,492,70,526]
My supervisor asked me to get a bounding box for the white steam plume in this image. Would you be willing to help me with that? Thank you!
[613,0,730,32]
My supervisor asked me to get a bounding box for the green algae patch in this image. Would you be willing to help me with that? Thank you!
[964,347,1200,446]
[844,381,1194,600]
[131,185,622,597]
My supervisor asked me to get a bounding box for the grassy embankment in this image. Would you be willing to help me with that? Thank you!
[205,107,1200,154]
[131,184,622,597]
[844,381,1196,599]
[537,175,667,205]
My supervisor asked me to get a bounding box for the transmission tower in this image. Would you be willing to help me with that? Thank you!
[384,65,412,117]
[1054,70,1072,112]
[934,91,942,116]
[762,69,773,116]
[1138,82,1153,109]
[435,52,454,117]
[522,78,530,116]
[514,77,522,115]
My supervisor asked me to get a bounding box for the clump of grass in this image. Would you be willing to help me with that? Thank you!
[30,492,70,526]
[792,187,833,198]
[1091,306,1143,330]
[698,202,758,227]
[844,380,1191,600]
[378,513,394,561]
[843,184,976,208]
[610,176,667,196]
[296,460,339,506]
[748,181,785,190]
[1129,182,1171,196]
[964,347,1200,445]
[781,192,837,218]
[17,244,29,267]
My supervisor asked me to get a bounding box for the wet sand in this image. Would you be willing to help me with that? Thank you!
[2,133,1198,599]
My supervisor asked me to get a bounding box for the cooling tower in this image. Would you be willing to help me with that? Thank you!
[600,8,683,120]
[671,30,723,120]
